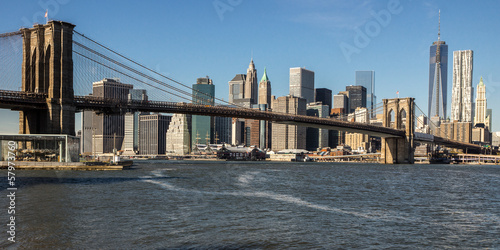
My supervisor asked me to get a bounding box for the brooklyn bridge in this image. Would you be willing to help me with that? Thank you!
[0,21,486,164]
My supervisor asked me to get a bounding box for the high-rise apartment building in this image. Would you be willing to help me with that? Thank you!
[355,71,375,115]
[91,78,133,154]
[346,85,366,113]
[289,67,315,104]
[139,114,171,155]
[271,95,307,151]
[428,11,448,119]
[315,88,332,110]
[451,50,473,122]
[192,77,215,146]
[474,77,487,128]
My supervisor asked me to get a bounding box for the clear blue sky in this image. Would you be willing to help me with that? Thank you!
[1,0,500,133]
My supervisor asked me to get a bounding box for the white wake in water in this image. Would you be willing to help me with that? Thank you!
[142,169,415,222]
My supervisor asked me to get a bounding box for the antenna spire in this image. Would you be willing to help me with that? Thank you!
[438,9,441,42]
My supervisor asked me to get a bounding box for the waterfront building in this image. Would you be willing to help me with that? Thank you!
[244,59,258,105]
[428,11,448,119]
[231,118,245,145]
[451,50,473,122]
[346,107,370,151]
[91,78,133,154]
[271,95,307,151]
[472,124,491,144]
[315,88,332,110]
[139,114,171,155]
[289,67,315,104]
[306,102,329,151]
[345,132,369,151]
[433,120,472,143]
[346,85,366,114]
[492,132,500,147]
[166,114,191,155]
[122,89,148,155]
[355,71,376,116]
[474,77,488,128]
[192,77,215,146]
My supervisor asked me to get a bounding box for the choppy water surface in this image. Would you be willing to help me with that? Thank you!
[1,162,499,249]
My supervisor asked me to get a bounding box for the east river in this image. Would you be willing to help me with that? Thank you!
[1,161,499,249]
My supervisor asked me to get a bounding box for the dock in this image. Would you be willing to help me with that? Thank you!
[0,161,133,170]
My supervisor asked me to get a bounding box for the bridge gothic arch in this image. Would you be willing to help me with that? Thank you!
[381,98,415,164]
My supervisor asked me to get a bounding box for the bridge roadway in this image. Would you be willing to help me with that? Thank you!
[0,90,486,151]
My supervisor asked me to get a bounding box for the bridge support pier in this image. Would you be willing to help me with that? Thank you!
[19,21,75,135]
[380,98,415,164]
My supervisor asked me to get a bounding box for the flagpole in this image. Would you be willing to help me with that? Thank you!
[45,9,48,24]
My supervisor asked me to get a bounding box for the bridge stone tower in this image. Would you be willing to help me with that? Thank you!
[19,21,75,135]
[380,98,415,164]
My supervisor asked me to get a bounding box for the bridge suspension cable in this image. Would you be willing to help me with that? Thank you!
[72,31,249,109]
[0,32,22,91]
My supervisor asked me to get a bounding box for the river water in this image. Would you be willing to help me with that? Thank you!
[1,161,499,249]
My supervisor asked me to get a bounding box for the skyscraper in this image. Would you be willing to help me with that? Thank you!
[122,89,148,155]
[428,11,448,119]
[228,74,245,104]
[139,114,171,155]
[306,102,329,151]
[244,59,258,104]
[346,85,366,113]
[451,50,473,122]
[474,77,487,128]
[315,88,332,110]
[91,78,133,154]
[166,114,191,155]
[258,68,271,106]
[271,95,307,151]
[192,77,215,146]
[258,68,272,149]
[289,67,315,104]
[333,94,349,114]
[355,71,375,114]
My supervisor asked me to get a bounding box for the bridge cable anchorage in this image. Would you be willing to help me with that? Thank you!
[73,51,193,103]
[73,31,249,109]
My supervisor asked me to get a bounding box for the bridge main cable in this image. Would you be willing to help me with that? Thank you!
[73,30,249,109]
